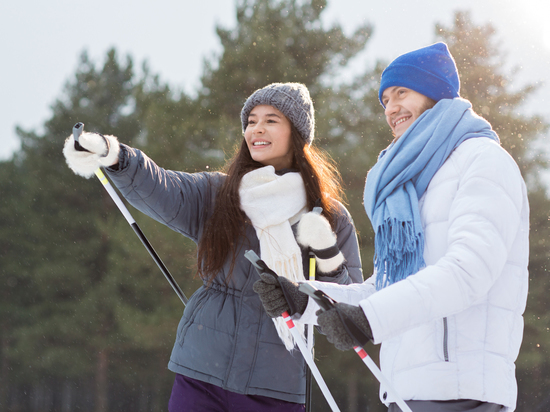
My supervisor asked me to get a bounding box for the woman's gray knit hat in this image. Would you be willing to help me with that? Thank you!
[241,82,315,145]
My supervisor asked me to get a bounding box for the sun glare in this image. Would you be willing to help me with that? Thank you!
[530,1,550,50]
[508,0,550,50]
[544,26,550,50]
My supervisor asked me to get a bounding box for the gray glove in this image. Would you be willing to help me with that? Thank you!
[317,302,373,351]
[253,274,309,317]
[296,209,344,273]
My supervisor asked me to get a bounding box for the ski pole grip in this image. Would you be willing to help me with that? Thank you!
[244,250,278,282]
[73,122,90,152]
[73,122,84,142]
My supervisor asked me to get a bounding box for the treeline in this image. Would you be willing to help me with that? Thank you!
[1,1,549,411]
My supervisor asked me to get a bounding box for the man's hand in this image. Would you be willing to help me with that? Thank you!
[317,302,373,351]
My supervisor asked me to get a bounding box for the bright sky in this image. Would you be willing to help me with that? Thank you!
[1,0,549,160]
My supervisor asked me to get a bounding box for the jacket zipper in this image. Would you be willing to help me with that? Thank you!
[443,317,449,362]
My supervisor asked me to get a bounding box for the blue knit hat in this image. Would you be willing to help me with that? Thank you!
[241,82,315,145]
[379,42,460,107]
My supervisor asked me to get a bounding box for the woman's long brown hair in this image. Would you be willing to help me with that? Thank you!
[197,124,345,284]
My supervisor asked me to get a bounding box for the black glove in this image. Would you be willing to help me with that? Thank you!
[253,274,309,318]
[316,302,373,351]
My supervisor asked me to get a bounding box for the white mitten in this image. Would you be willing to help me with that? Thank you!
[63,132,120,178]
[296,210,344,273]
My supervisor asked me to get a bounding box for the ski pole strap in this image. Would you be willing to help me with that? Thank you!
[309,244,340,260]
[244,250,302,316]
[72,122,109,156]
[307,204,341,260]
[337,308,372,348]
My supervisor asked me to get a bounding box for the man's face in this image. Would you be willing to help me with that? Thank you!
[381,87,435,140]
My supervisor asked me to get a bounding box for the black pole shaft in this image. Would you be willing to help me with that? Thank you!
[305,334,313,412]
[129,222,188,305]
[72,122,187,306]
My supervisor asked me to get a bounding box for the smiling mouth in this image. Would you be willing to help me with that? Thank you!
[253,141,270,146]
[394,116,411,127]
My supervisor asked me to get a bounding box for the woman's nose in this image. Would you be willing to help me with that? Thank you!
[253,123,265,134]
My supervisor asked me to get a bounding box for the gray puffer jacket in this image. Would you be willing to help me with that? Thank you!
[106,144,363,403]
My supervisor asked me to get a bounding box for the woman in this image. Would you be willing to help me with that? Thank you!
[63,82,363,411]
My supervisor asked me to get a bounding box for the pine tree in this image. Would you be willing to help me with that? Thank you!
[201,0,372,118]
[8,49,186,411]
[6,3,549,411]
[436,11,548,181]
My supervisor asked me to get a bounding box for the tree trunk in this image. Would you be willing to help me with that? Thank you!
[95,349,109,412]
[61,380,73,412]
[347,368,358,412]
[0,319,9,411]
[152,354,168,412]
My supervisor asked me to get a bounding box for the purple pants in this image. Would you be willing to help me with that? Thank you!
[168,374,306,412]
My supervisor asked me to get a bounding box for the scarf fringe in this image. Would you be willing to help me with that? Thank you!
[374,218,425,290]
[273,319,305,351]
[239,167,308,352]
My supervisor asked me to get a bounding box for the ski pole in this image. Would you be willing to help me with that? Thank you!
[298,283,413,412]
[305,251,315,412]
[72,122,188,306]
[307,254,315,352]
[305,205,322,412]
[244,251,341,412]
[302,251,315,412]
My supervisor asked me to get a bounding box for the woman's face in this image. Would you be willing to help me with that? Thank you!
[244,105,293,170]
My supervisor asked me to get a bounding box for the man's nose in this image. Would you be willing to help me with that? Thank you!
[384,100,398,117]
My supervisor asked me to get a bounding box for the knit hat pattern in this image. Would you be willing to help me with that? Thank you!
[379,42,460,107]
[241,83,315,144]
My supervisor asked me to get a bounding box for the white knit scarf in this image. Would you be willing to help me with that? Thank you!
[239,166,307,350]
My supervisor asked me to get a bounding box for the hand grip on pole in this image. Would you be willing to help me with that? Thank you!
[72,122,188,306]
[244,250,341,412]
[297,283,412,412]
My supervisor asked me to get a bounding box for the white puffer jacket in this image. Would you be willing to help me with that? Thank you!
[300,137,529,411]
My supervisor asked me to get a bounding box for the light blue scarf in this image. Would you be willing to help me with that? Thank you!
[363,98,499,290]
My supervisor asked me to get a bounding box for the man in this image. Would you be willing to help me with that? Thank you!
[254,43,529,411]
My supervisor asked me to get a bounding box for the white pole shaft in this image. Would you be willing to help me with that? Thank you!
[354,347,412,412]
[92,168,188,305]
[282,312,340,412]
[94,169,135,224]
